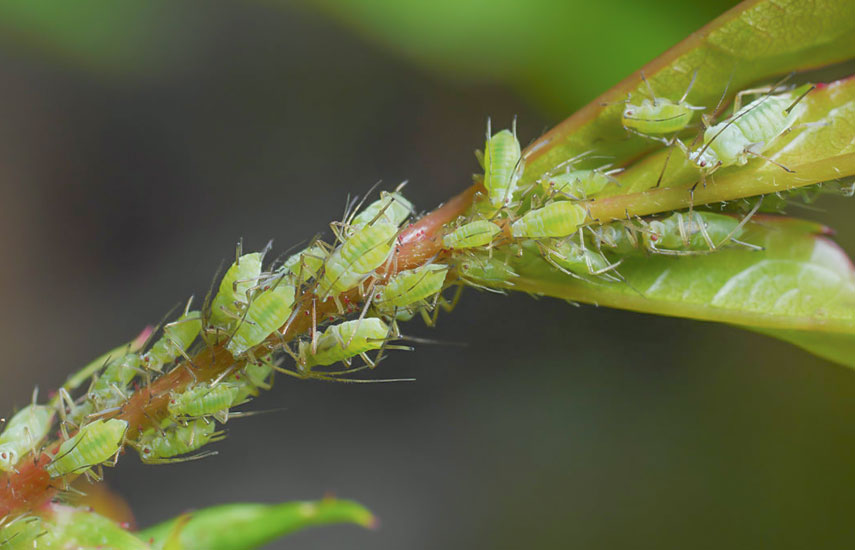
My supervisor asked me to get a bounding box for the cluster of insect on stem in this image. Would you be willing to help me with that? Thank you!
[452,72,824,291]
[0,69,826,546]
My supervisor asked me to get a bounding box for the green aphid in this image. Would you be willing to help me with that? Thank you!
[143,310,202,371]
[46,419,128,478]
[622,73,701,137]
[137,419,223,464]
[590,223,640,255]
[692,84,811,174]
[373,264,448,311]
[482,121,523,208]
[643,211,744,254]
[540,168,620,200]
[442,220,501,250]
[297,318,390,370]
[317,222,397,299]
[168,382,241,422]
[350,190,414,230]
[0,404,54,472]
[209,252,263,333]
[282,243,328,285]
[227,282,295,356]
[543,239,616,277]
[510,202,587,239]
[457,254,518,289]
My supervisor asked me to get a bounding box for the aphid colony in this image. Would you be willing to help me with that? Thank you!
[0,74,814,508]
[0,186,465,483]
[451,76,814,283]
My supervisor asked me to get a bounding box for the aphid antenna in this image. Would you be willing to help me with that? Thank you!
[147,450,220,466]
[679,68,700,104]
[744,149,794,173]
[227,408,289,421]
[344,180,385,229]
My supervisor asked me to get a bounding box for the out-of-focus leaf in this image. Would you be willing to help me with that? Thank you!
[305,0,739,114]
[140,498,375,550]
[0,1,185,73]
[36,504,150,550]
[524,0,855,182]
[491,216,855,367]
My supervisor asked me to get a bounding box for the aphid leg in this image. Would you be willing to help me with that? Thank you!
[744,147,794,172]
[720,197,765,250]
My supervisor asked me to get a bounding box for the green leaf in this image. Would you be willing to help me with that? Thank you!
[588,76,855,220]
[140,499,376,550]
[489,216,855,366]
[524,0,855,183]
[33,505,151,550]
[0,1,172,73]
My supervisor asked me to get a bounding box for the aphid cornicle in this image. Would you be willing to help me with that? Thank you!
[226,281,295,355]
[482,121,524,209]
[142,310,202,371]
[0,404,54,472]
[442,220,502,250]
[46,419,128,478]
[167,382,241,421]
[208,252,263,333]
[692,83,812,174]
[317,222,398,299]
[643,211,745,253]
[510,202,588,239]
[373,264,449,311]
[137,419,223,464]
[297,318,390,370]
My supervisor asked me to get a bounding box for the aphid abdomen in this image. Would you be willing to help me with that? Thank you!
[374,265,449,310]
[318,222,397,298]
[168,383,241,418]
[300,318,389,368]
[0,405,55,472]
[510,202,587,239]
[622,99,694,135]
[143,311,202,371]
[542,169,615,199]
[46,419,128,478]
[209,253,263,332]
[644,211,742,251]
[442,221,501,249]
[140,419,219,461]
[484,129,523,207]
[227,283,295,355]
[458,254,518,286]
[283,244,327,285]
[546,240,612,276]
[735,95,797,145]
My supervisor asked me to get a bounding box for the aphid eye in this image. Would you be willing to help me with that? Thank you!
[700,161,707,167]
[626,110,634,115]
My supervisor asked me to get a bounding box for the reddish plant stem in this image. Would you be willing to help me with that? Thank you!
[0,184,479,519]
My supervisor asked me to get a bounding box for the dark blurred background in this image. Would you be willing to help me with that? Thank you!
[3,1,855,548]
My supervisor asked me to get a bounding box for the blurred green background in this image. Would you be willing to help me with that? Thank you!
[2,1,855,548]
